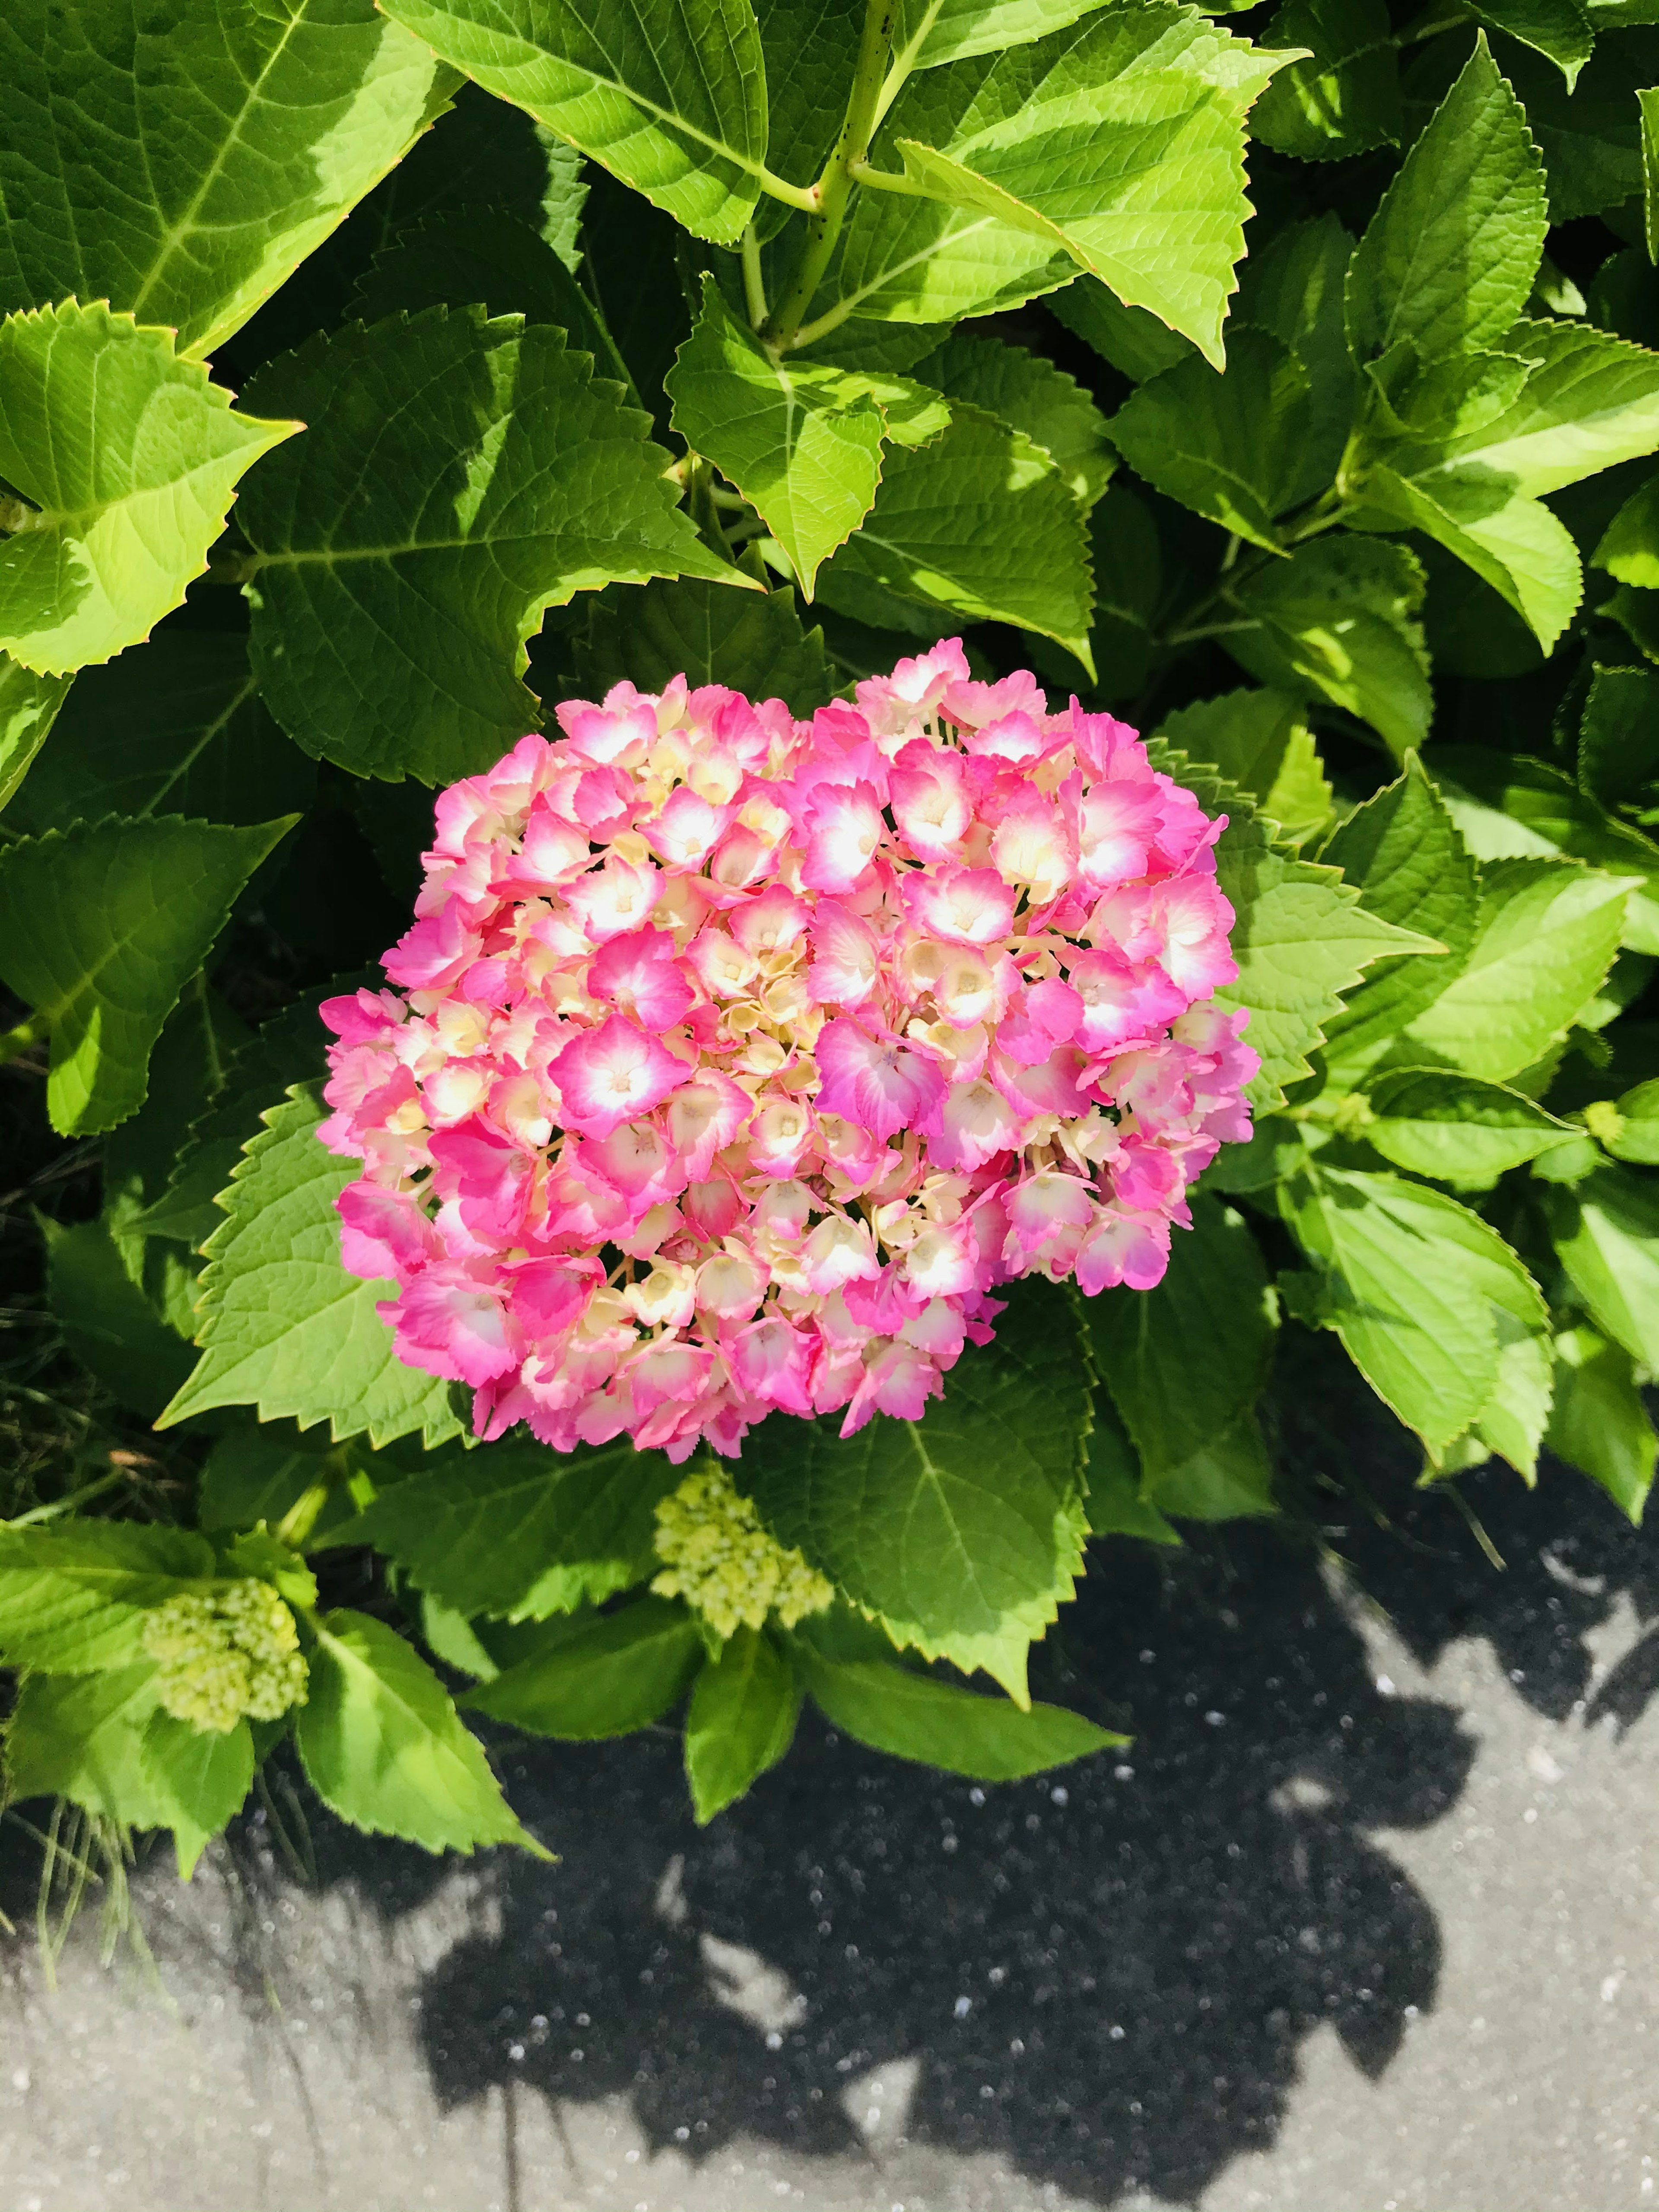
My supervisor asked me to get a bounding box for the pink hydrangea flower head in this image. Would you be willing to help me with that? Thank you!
[321,645,1255,1463]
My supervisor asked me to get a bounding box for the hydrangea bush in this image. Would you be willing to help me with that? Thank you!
[2,0,1659,1873]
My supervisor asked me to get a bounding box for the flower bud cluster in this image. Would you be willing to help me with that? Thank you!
[650,1462,834,1639]
[142,1582,309,1735]
[321,637,1255,1462]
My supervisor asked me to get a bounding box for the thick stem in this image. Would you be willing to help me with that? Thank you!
[741,224,768,328]
[762,0,898,353]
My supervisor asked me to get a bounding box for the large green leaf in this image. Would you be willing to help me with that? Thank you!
[1234,212,1357,486]
[298,1608,543,1853]
[141,1710,256,1880]
[0,0,458,356]
[1402,858,1633,1082]
[6,631,314,835]
[668,280,888,596]
[1361,1068,1579,1186]
[1500,28,1659,222]
[341,1439,680,1620]
[378,0,769,243]
[4,1665,168,1828]
[0,303,297,677]
[1428,745,1659,954]
[737,1280,1092,1703]
[1086,1193,1276,1484]
[0,652,70,812]
[1157,688,1332,844]
[1226,536,1432,758]
[1545,1325,1654,1523]
[573,577,836,709]
[1318,754,1481,1079]
[1351,457,1582,652]
[1595,475,1659,592]
[464,1595,704,1737]
[1468,0,1593,86]
[1283,1163,1545,1459]
[912,333,1115,505]
[683,1625,801,1823]
[0,1522,213,1676]
[1110,330,1317,550]
[794,1646,1123,1779]
[0,813,293,1135]
[158,1084,466,1450]
[238,307,740,785]
[1050,272,1195,381]
[825,6,1278,359]
[1544,1163,1659,1369]
[818,401,1093,665]
[890,0,1118,72]
[1344,37,1546,364]
[1251,0,1400,162]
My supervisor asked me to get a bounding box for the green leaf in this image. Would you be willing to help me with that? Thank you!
[911,334,1114,505]
[1282,1162,1544,1458]
[1085,1193,1275,1481]
[159,1084,465,1451]
[1190,782,1444,1106]
[1148,1408,1278,1518]
[1603,1074,1659,1162]
[1081,482,1161,696]
[0,813,294,1135]
[4,1665,168,1828]
[1422,321,1659,498]
[1345,37,1546,364]
[572,578,836,710]
[749,0,863,238]
[1351,458,1581,652]
[1468,0,1594,86]
[101,979,250,1229]
[1110,330,1318,551]
[1157,689,1332,843]
[1226,536,1432,759]
[668,280,887,596]
[0,651,70,812]
[1500,28,1659,222]
[0,0,458,355]
[0,1521,213,1676]
[1543,1162,1659,1367]
[1545,1324,1654,1522]
[0,303,298,677]
[1049,273,1196,381]
[342,1439,680,1620]
[41,1214,196,1417]
[5,631,314,836]
[1317,755,1482,1078]
[818,401,1093,668]
[238,307,742,785]
[891,0,1119,72]
[1361,1068,1580,1186]
[794,1648,1123,1780]
[1252,0,1401,162]
[1610,580,1659,665]
[1428,745,1659,955]
[420,1592,502,1679]
[738,1279,1091,1704]
[683,1625,801,1822]
[1080,1391,1182,1543]
[197,1423,335,1534]
[827,7,1278,357]
[141,1710,255,1880]
[1596,472,1659,588]
[1403,858,1634,1082]
[464,1595,703,1737]
[349,211,634,392]
[298,1608,543,1853]
[378,0,768,243]
[1645,82,1659,260]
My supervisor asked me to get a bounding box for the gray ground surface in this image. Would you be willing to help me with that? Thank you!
[3,1449,1658,2212]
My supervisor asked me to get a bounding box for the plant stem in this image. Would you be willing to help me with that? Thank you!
[762,0,898,354]
[740,224,768,328]
[8,1468,128,1526]
[0,1011,48,1069]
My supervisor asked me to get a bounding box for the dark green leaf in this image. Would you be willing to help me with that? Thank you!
[1500,28,1659,221]
[140,1711,255,1880]
[41,1214,196,1417]
[298,1608,543,1853]
[464,1595,703,1737]
[0,652,70,812]
[1080,1390,1182,1544]
[1595,471,1659,588]
[1252,0,1401,162]
[1468,0,1594,85]
[1544,1162,1659,1366]
[4,1665,168,1827]
[1545,1324,1654,1521]
[572,578,836,710]
[0,813,294,1135]
[912,334,1114,505]
[1049,274,1195,381]
[197,1423,337,1534]
[684,1625,801,1822]
[1147,1409,1278,1518]
[1157,689,1332,844]
[238,308,742,785]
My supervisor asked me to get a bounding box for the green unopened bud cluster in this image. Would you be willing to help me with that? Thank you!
[651,1465,833,1640]
[142,1581,309,1735]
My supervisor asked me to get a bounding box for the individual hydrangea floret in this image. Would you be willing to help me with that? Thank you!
[142,1582,309,1735]
[321,638,1255,1462]
[651,1462,834,1639]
